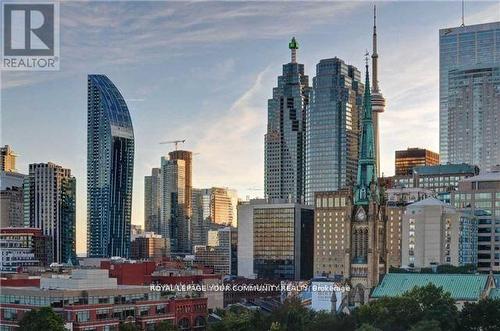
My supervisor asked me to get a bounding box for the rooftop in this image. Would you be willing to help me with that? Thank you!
[413,164,478,176]
[371,273,489,301]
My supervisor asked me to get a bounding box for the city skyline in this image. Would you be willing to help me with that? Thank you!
[2,1,500,253]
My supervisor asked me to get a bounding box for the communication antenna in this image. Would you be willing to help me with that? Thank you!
[461,0,465,27]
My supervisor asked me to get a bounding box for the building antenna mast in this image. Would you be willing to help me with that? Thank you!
[461,0,465,27]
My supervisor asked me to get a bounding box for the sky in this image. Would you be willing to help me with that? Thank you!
[2,1,499,254]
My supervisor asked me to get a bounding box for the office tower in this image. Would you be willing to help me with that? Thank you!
[265,37,310,203]
[305,58,364,205]
[0,172,26,228]
[451,168,500,271]
[0,145,17,172]
[87,74,135,258]
[144,168,161,234]
[439,22,500,170]
[237,199,313,280]
[385,187,434,269]
[0,146,25,228]
[130,232,169,260]
[161,153,192,253]
[401,197,478,268]
[26,163,76,264]
[395,148,440,176]
[392,163,479,203]
[371,6,386,178]
[194,227,233,276]
[0,187,24,228]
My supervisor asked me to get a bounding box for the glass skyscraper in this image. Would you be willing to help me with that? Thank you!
[264,38,310,203]
[144,168,161,234]
[439,22,500,170]
[305,58,364,205]
[87,74,135,258]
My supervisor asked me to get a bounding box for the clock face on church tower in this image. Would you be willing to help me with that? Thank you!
[355,207,367,222]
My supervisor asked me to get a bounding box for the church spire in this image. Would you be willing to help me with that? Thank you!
[354,59,377,205]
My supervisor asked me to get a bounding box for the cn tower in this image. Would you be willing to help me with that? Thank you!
[371,5,385,177]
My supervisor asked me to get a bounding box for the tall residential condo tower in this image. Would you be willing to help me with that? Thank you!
[439,22,500,170]
[305,58,364,205]
[87,74,135,258]
[26,162,76,264]
[264,38,310,203]
[371,5,386,177]
[144,168,162,234]
[160,150,192,253]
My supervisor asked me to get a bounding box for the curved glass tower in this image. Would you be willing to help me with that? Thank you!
[87,74,134,258]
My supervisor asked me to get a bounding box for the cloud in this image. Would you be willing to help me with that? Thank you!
[2,1,363,90]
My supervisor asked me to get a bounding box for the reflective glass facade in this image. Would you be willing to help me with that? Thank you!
[305,58,363,205]
[439,22,500,166]
[447,66,500,170]
[87,75,134,258]
[253,204,313,280]
[264,49,310,203]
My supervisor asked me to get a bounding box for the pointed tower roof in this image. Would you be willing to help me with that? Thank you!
[354,59,378,205]
[289,37,299,63]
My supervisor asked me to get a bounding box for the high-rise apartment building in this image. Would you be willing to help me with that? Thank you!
[161,152,192,253]
[385,187,434,269]
[87,74,135,258]
[0,145,17,172]
[26,163,76,264]
[451,168,500,271]
[439,22,500,169]
[401,198,478,268]
[395,148,440,176]
[305,58,364,205]
[144,168,161,234]
[265,38,310,203]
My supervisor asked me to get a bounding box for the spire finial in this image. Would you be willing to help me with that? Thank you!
[461,0,465,27]
[289,37,299,63]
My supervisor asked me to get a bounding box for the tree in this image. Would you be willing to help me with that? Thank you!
[459,298,500,331]
[403,284,458,331]
[356,324,382,331]
[155,320,179,331]
[308,311,356,331]
[410,320,442,331]
[269,322,283,331]
[18,307,65,331]
[119,322,138,331]
[354,296,421,331]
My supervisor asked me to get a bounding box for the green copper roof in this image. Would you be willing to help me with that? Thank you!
[289,37,299,49]
[489,288,500,299]
[354,63,377,205]
[371,273,489,301]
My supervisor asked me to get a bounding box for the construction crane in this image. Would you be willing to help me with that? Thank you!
[159,139,186,151]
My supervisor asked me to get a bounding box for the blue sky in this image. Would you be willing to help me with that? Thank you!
[2,1,499,253]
